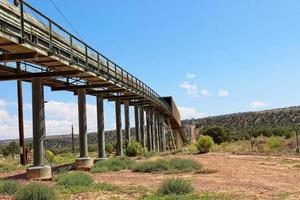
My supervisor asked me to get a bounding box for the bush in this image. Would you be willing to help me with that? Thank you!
[196,136,214,153]
[105,143,116,155]
[157,178,193,195]
[57,171,93,188]
[91,156,134,173]
[15,183,57,200]
[126,140,142,157]
[267,136,285,151]
[132,158,201,173]
[0,180,21,195]
[203,126,231,144]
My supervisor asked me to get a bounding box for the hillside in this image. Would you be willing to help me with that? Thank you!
[182,106,300,139]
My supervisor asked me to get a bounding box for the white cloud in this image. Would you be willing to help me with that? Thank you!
[179,81,199,97]
[250,101,268,108]
[201,89,209,96]
[178,106,207,120]
[186,73,197,79]
[218,90,229,97]
[0,99,117,140]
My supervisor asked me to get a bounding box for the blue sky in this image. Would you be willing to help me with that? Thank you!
[1,0,300,139]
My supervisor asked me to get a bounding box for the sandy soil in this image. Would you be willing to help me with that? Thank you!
[1,153,300,199]
[92,153,300,200]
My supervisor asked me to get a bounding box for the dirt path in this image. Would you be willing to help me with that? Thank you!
[1,153,300,199]
[92,153,300,199]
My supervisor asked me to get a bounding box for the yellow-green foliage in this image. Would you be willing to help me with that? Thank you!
[15,183,58,200]
[267,136,285,151]
[157,178,193,195]
[196,136,214,153]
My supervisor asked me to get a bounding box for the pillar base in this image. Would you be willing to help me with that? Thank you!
[26,165,52,180]
[75,157,93,170]
[94,157,107,164]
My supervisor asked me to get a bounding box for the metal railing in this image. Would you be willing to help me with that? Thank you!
[0,0,174,115]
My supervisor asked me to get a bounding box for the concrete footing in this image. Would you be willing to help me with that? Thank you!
[75,157,93,170]
[26,165,52,180]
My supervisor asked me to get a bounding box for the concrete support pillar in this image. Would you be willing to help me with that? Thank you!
[134,104,140,142]
[75,89,92,169]
[161,117,166,152]
[150,110,156,151]
[26,78,51,179]
[116,99,123,156]
[158,114,162,152]
[146,108,152,151]
[95,94,106,162]
[155,112,160,152]
[124,100,130,144]
[139,106,145,147]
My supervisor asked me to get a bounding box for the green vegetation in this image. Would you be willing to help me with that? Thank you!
[0,180,21,195]
[267,136,285,151]
[132,158,202,173]
[91,156,134,173]
[145,193,232,200]
[0,141,19,157]
[15,183,58,200]
[57,171,93,188]
[126,140,142,157]
[157,178,193,195]
[202,126,231,144]
[196,135,214,153]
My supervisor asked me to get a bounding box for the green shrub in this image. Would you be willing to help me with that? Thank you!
[267,136,285,151]
[105,142,116,155]
[132,158,201,173]
[196,136,214,153]
[0,180,21,195]
[0,163,17,173]
[157,178,193,195]
[57,171,93,188]
[15,183,57,200]
[203,126,231,144]
[53,153,76,164]
[126,140,142,157]
[142,151,157,158]
[91,156,134,173]
[187,143,198,154]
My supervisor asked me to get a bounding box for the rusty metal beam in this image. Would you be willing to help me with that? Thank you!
[106,95,142,101]
[0,70,80,81]
[52,83,112,91]
[88,88,126,95]
[0,52,39,62]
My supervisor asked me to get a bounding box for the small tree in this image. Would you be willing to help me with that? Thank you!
[7,141,19,158]
[203,126,231,144]
[196,135,214,153]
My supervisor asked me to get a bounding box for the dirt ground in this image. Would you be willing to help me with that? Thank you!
[1,153,300,200]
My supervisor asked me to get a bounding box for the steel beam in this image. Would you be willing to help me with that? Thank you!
[0,70,80,81]
[0,52,38,62]
[51,83,111,91]
[115,98,123,156]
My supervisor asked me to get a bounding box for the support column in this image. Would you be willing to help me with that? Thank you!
[139,106,145,147]
[150,110,156,151]
[116,99,123,156]
[16,62,26,165]
[134,104,140,142]
[95,94,106,162]
[75,89,92,169]
[124,100,130,144]
[146,108,151,151]
[155,112,160,152]
[161,120,166,152]
[26,78,51,179]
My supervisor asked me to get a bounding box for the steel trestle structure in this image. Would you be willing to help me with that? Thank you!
[0,0,184,179]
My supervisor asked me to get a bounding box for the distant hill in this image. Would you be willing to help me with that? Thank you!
[182,106,300,139]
